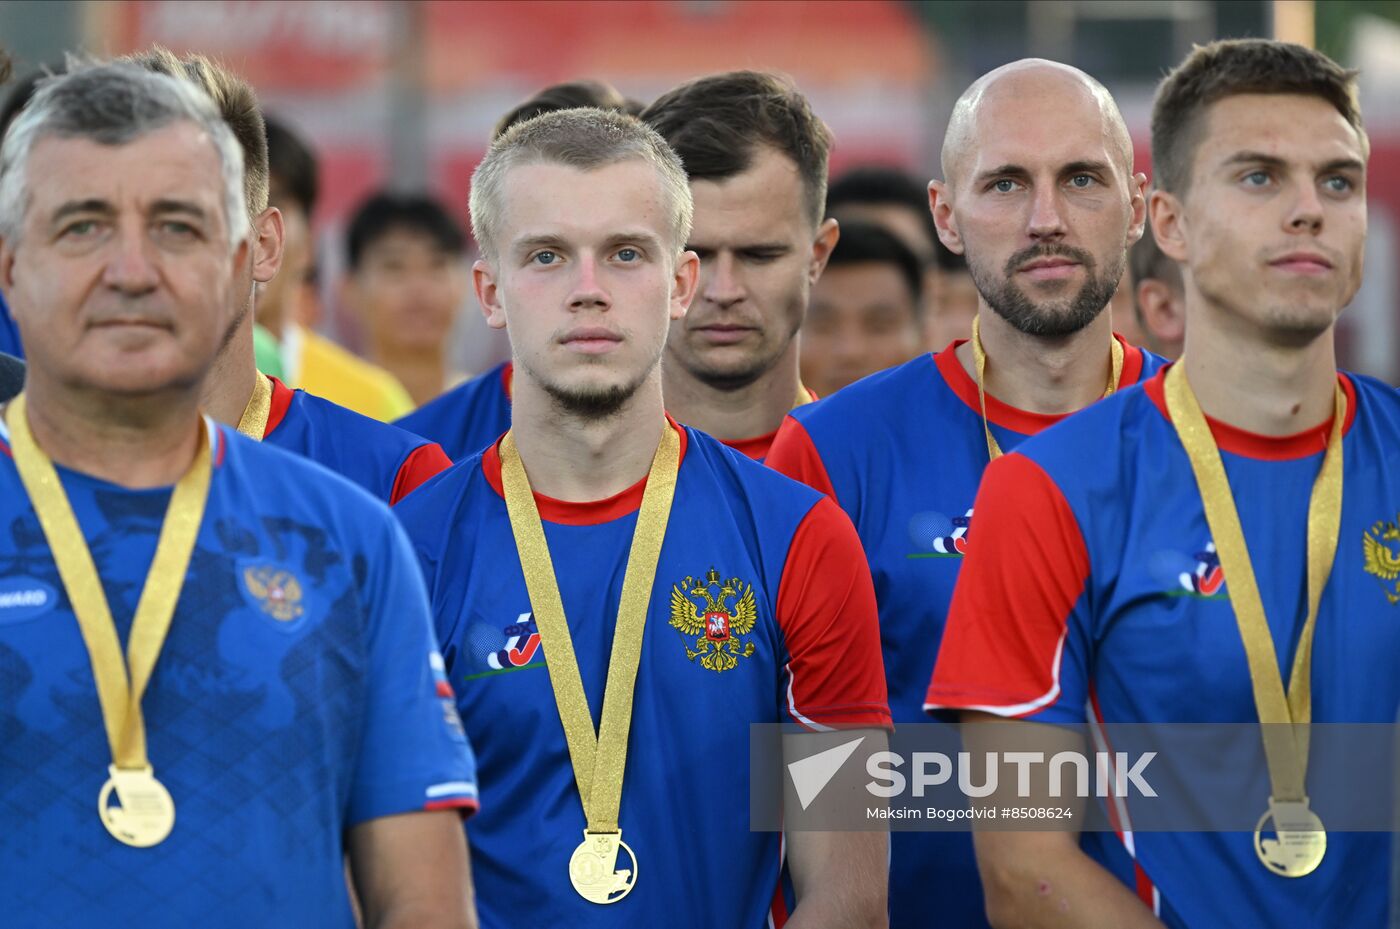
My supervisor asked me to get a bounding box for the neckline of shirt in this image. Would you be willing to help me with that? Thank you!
[481,416,689,526]
[1143,364,1357,461]
[933,334,1146,435]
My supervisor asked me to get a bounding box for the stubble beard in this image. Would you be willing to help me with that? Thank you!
[969,243,1124,339]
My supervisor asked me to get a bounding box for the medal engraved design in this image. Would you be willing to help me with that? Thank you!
[568,831,637,904]
[99,765,176,848]
[1254,799,1326,878]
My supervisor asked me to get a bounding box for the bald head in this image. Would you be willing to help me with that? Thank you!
[941,59,1133,189]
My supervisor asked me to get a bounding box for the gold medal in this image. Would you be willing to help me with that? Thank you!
[98,764,176,848]
[1254,799,1326,878]
[500,422,679,904]
[6,394,212,849]
[970,314,1124,460]
[1165,365,1343,877]
[568,830,638,904]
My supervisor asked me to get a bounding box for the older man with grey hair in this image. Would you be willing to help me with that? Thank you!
[0,62,479,929]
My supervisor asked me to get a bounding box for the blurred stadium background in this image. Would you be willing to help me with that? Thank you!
[3,0,1397,381]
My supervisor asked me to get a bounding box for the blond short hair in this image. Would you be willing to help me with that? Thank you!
[469,107,692,262]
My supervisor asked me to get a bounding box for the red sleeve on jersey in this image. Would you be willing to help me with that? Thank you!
[766,416,839,503]
[925,451,1090,718]
[390,443,453,505]
[774,495,891,730]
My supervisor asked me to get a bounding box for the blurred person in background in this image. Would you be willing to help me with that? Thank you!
[827,164,980,351]
[800,220,925,396]
[397,77,641,457]
[126,48,451,505]
[769,58,1164,929]
[642,70,838,461]
[260,116,415,421]
[0,61,478,929]
[1129,216,1186,359]
[0,44,14,391]
[0,62,41,358]
[343,192,470,407]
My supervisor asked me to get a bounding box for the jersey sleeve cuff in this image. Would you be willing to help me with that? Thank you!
[348,778,481,827]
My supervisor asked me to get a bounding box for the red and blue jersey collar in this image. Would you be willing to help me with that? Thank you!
[482,415,689,526]
[934,333,1147,435]
[1143,363,1357,461]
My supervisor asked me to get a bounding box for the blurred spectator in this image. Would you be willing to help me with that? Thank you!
[261,116,414,420]
[827,165,978,350]
[800,220,925,396]
[1129,220,1186,359]
[492,78,631,139]
[342,192,470,407]
[0,66,47,359]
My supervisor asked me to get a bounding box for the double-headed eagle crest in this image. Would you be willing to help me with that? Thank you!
[669,567,757,673]
[243,565,305,622]
[1363,516,1400,605]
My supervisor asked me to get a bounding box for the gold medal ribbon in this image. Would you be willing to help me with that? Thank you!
[6,394,211,846]
[236,371,273,440]
[1165,364,1342,875]
[792,383,815,409]
[970,314,1124,460]
[499,422,679,834]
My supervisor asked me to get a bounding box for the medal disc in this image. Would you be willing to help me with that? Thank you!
[1254,800,1326,878]
[568,830,637,904]
[99,766,175,848]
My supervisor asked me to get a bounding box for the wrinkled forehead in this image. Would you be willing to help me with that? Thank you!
[24,123,225,214]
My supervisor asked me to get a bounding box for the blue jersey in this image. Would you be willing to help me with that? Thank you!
[396,361,512,461]
[0,290,23,358]
[768,336,1163,929]
[262,375,451,505]
[0,419,478,929]
[397,420,891,929]
[928,367,1400,928]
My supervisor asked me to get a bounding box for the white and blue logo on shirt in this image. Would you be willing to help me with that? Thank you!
[0,577,57,625]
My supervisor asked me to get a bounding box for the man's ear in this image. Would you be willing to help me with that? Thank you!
[474,258,507,330]
[1148,189,1189,263]
[929,180,964,255]
[251,206,285,284]
[670,249,700,321]
[807,217,840,286]
[1126,172,1149,247]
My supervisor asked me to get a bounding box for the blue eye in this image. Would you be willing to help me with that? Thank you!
[1322,175,1352,193]
[1068,174,1094,189]
[616,247,639,262]
[533,251,558,265]
[992,180,1017,193]
[63,220,98,238]
[1242,171,1270,187]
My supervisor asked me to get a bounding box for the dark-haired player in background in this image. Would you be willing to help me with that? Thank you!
[769,59,1164,929]
[827,164,979,351]
[929,39,1396,928]
[641,71,838,460]
[1129,217,1186,360]
[799,220,925,397]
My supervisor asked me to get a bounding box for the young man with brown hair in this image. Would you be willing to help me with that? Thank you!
[395,107,891,928]
[641,71,839,460]
[125,49,452,504]
[928,39,1395,928]
[768,59,1163,929]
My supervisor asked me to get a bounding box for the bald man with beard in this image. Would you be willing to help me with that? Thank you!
[768,60,1166,929]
